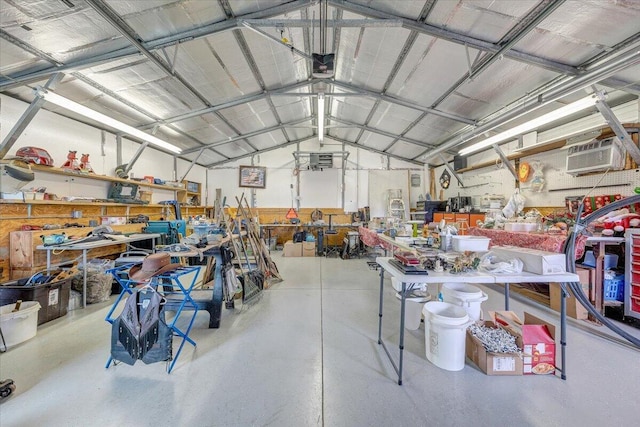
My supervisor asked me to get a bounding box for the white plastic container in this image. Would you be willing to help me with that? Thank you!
[442,282,488,321]
[504,222,538,232]
[451,236,490,252]
[395,292,431,330]
[422,301,470,371]
[0,301,41,348]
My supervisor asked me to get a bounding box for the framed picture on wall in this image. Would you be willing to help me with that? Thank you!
[239,166,266,188]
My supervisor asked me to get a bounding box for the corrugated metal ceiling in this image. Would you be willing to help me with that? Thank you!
[1,0,639,168]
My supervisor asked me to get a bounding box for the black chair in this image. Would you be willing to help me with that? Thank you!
[324,214,339,257]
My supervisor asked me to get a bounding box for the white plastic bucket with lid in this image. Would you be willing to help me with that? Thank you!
[422,301,471,371]
[0,301,41,349]
[395,292,432,330]
[441,282,488,321]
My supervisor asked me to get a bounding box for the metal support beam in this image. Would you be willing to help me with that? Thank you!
[179,147,206,182]
[337,139,425,166]
[329,117,436,149]
[116,135,122,165]
[0,73,63,159]
[240,19,402,28]
[331,80,475,125]
[594,93,640,164]
[328,0,578,75]
[295,143,300,211]
[86,0,212,109]
[341,142,346,209]
[240,21,313,60]
[492,144,519,181]
[419,47,640,160]
[437,154,464,187]
[1,1,314,91]
[138,80,318,129]
[182,117,312,154]
[206,136,315,168]
[124,142,150,174]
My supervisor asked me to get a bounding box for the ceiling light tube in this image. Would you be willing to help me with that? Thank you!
[458,94,598,156]
[317,92,325,142]
[34,87,182,154]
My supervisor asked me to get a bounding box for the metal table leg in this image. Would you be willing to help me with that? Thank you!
[377,267,384,345]
[82,249,87,308]
[504,283,510,310]
[377,266,406,385]
[397,281,406,385]
[46,250,51,273]
[560,282,567,380]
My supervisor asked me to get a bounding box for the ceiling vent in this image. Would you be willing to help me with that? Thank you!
[309,153,333,171]
[566,137,625,175]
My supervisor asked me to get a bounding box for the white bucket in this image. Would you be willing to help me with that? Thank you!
[0,301,41,349]
[441,282,488,321]
[395,292,431,330]
[422,301,470,371]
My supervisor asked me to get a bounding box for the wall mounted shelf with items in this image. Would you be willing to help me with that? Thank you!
[27,164,185,192]
[177,180,201,206]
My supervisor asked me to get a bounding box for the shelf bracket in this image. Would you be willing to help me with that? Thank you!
[0,73,64,159]
[437,154,464,187]
[593,91,640,165]
[491,144,518,181]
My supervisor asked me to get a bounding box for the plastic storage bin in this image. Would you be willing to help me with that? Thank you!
[0,301,41,348]
[0,274,71,325]
[604,274,625,301]
[451,236,490,252]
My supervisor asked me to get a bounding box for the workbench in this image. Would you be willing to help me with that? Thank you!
[376,257,579,385]
[38,233,161,308]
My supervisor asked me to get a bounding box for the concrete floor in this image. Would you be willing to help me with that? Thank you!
[1,252,638,426]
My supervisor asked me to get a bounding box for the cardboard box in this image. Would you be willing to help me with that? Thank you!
[549,267,591,320]
[138,190,152,203]
[466,321,523,376]
[490,246,566,275]
[493,311,556,376]
[302,241,315,257]
[283,240,302,257]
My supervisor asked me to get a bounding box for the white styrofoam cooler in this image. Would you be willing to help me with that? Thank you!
[0,301,41,348]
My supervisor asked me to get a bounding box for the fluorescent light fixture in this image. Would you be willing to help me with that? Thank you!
[35,87,182,154]
[317,92,325,142]
[458,94,598,156]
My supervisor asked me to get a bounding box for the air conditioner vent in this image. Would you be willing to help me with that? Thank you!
[566,137,624,175]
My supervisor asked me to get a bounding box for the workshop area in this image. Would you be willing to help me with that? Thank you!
[0,1,639,425]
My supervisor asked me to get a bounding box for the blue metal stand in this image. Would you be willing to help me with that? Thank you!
[105,264,201,373]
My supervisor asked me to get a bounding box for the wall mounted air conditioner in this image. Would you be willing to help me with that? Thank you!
[309,153,333,171]
[565,137,624,175]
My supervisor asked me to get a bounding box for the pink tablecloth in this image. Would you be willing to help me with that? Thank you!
[468,227,587,259]
[358,226,393,251]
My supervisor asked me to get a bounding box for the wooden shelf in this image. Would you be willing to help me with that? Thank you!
[0,199,171,207]
[178,180,201,204]
[29,164,184,192]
